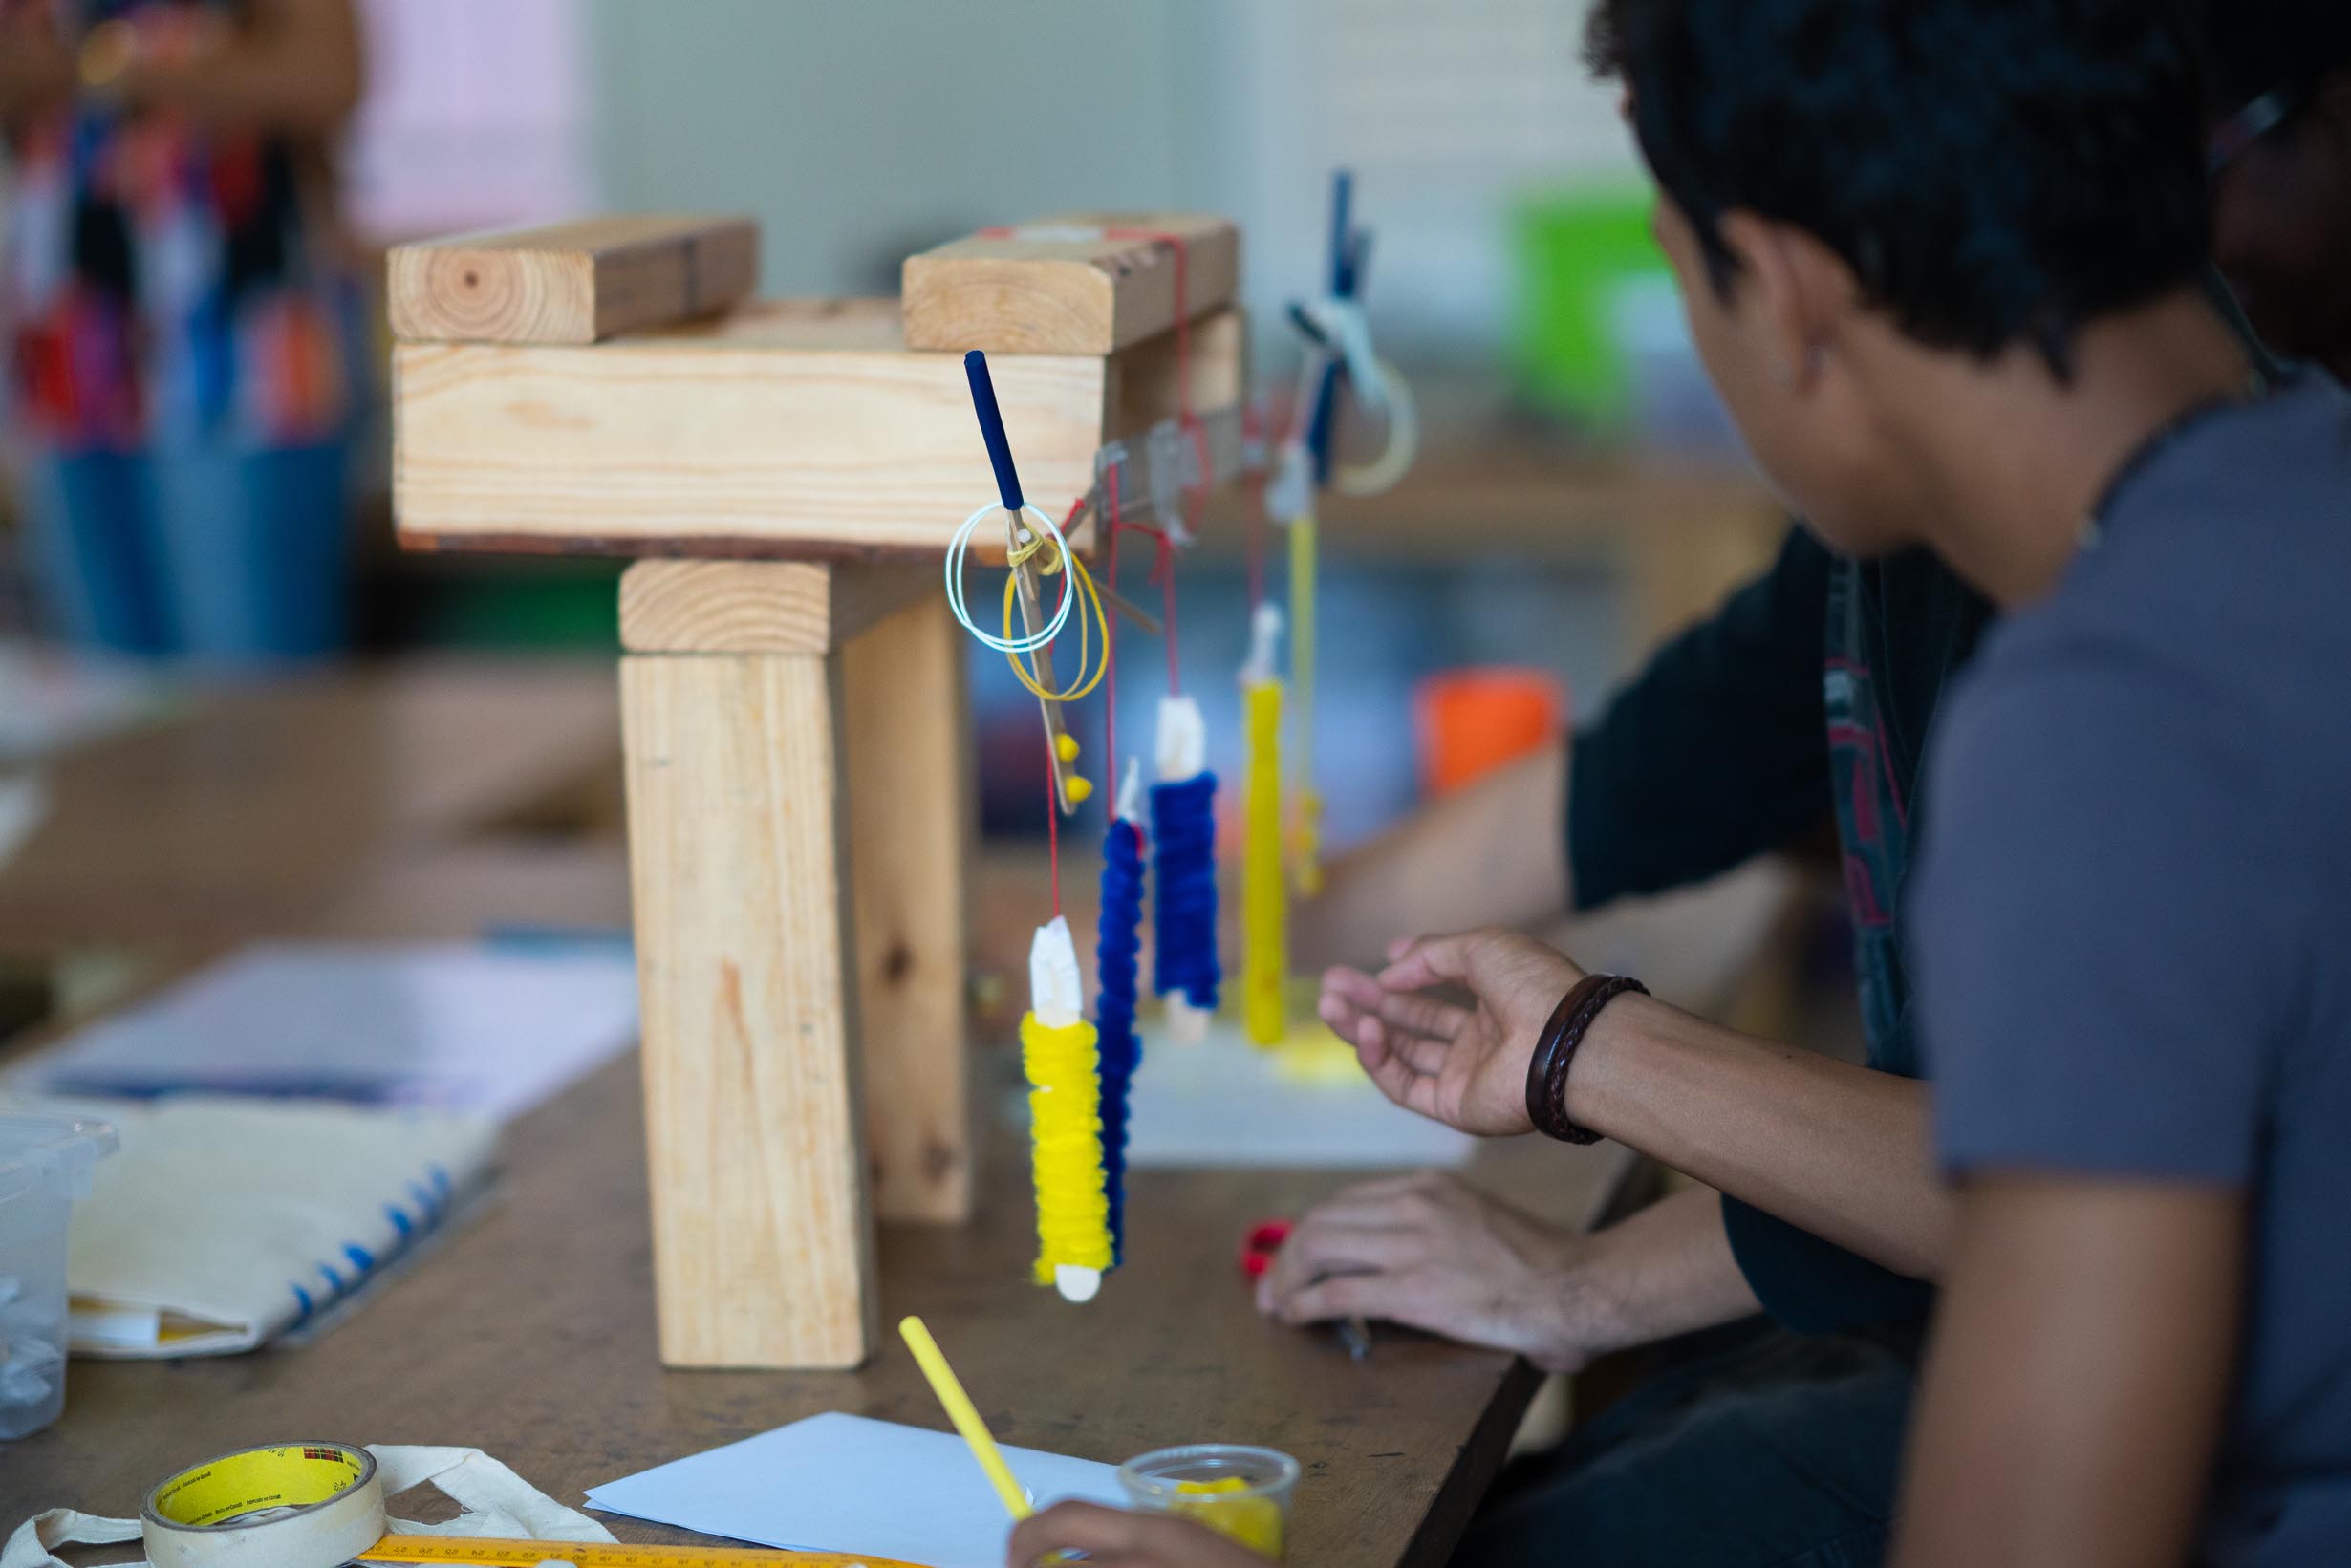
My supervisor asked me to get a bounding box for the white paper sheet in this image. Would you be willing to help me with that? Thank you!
[12,941,638,1122]
[586,1412,1126,1568]
[1122,1026,1474,1169]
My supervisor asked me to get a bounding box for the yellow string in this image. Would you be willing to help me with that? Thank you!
[1289,513,1323,896]
[1241,677,1287,1047]
[1021,1011,1112,1284]
[1001,534,1110,703]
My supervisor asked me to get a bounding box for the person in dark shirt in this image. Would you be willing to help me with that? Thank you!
[1248,10,2344,1568]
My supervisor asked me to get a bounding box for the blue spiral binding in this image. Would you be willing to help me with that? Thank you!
[1150,772,1221,1011]
[1094,816,1146,1263]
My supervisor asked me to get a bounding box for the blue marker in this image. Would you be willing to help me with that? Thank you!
[1305,169,1361,486]
[962,350,1025,514]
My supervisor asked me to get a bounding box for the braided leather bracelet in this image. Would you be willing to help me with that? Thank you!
[1522,974,1650,1144]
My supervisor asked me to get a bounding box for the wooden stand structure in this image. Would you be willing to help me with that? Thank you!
[390,213,1245,1368]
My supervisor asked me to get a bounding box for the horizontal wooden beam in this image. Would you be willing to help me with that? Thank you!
[396,299,1248,560]
[389,216,759,345]
[901,213,1240,355]
[395,299,1111,557]
[618,560,937,654]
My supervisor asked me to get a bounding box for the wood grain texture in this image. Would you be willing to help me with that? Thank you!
[842,596,975,1223]
[388,216,759,345]
[393,300,1111,556]
[618,560,937,654]
[901,213,1240,354]
[1108,307,1247,440]
[620,653,877,1368]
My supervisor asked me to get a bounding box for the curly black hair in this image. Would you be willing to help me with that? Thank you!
[1587,0,2213,375]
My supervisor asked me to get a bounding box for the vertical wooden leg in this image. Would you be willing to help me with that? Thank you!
[842,596,976,1224]
[620,651,877,1369]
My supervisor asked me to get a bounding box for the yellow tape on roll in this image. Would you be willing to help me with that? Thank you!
[142,1443,386,1568]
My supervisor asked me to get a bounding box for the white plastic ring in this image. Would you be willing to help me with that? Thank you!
[944,501,1074,654]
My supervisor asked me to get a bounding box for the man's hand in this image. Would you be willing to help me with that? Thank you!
[1009,1501,1272,1566]
[1253,1171,1607,1373]
[1317,929,1586,1136]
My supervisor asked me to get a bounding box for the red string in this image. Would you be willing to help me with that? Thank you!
[1046,732,1062,919]
[1241,400,1267,610]
[1158,536,1180,692]
[1104,467,1122,796]
[985,222,1200,700]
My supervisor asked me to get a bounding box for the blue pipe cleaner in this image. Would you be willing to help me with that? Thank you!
[1150,771,1221,1011]
[1094,816,1146,1264]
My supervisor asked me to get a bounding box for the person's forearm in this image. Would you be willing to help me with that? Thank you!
[1572,996,1950,1278]
[1569,1186,1760,1358]
[1892,1177,2241,1568]
[1298,740,1568,972]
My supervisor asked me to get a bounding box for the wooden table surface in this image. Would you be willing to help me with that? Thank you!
[0,662,1786,1566]
[1,1045,1625,1566]
[0,658,622,956]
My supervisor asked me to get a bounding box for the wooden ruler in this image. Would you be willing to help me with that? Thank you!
[358,1536,935,1568]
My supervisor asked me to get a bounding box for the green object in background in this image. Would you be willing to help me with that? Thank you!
[1510,187,1672,432]
[408,569,625,653]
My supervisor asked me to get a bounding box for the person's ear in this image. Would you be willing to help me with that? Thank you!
[1714,211,1856,393]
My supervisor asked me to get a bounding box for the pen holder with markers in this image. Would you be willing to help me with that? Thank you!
[1119,1444,1299,1561]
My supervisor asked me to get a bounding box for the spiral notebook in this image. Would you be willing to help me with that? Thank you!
[32,1097,500,1357]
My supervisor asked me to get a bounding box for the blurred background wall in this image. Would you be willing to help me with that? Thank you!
[6,0,1771,847]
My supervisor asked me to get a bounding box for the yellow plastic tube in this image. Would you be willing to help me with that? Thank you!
[1241,677,1287,1046]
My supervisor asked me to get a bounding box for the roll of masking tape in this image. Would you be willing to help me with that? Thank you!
[141,1443,387,1568]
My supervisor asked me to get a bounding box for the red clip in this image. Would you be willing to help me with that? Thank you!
[1239,1218,1292,1279]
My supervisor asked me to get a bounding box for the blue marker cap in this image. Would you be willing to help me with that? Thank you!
[963,350,1025,513]
[1327,169,1355,296]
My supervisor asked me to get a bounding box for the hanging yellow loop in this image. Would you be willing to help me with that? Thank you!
[1001,533,1110,703]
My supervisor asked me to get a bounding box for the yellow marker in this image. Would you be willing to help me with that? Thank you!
[1063,775,1094,804]
[898,1315,1032,1521]
[1288,513,1323,898]
[1055,731,1082,763]
[361,1538,930,1567]
[1241,675,1287,1046]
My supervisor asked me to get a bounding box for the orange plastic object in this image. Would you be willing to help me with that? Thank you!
[1413,668,1566,797]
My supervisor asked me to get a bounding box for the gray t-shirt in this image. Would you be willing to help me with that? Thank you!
[1916,375,2351,1566]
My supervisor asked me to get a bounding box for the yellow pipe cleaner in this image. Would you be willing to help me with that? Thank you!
[1002,533,1109,703]
[1241,676,1287,1046]
[1288,512,1324,897]
[1021,1011,1113,1285]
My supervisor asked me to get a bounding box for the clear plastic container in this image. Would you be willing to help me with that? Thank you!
[1120,1444,1300,1561]
[0,1113,117,1441]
